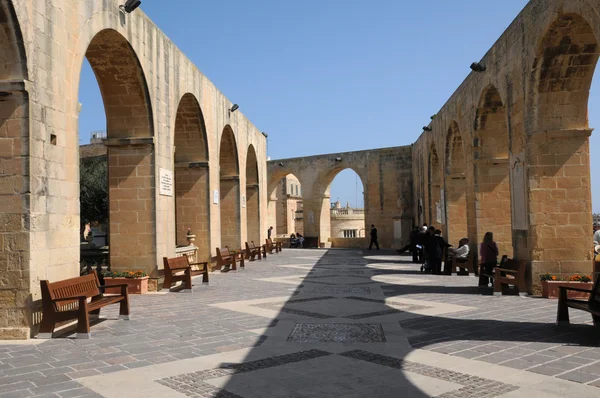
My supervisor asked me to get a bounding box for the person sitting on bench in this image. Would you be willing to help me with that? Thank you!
[449,238,469,263]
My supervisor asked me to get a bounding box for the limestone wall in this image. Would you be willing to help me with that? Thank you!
[411,0,600,288]
[0,0,267,339]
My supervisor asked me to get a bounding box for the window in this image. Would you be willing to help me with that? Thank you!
[343,230,357,238]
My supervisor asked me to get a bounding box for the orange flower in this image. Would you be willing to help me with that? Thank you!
[551,276,557,281]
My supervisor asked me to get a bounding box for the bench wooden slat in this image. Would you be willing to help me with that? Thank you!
[163,255,208,290]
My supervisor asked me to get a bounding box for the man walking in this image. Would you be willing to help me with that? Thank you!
[268,226,273,240]
[368,224,379,250]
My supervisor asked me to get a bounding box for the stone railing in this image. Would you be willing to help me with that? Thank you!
[330,208,364,219]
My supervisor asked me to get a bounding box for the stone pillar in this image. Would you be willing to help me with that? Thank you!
[175,162,210,261]
[267,191,277,236]
[302,195,330,247]
[219,176,241,249]
[0,86,30,339]
[445,173,468,245]
[246,184,260,244]
[105,138,156,274]
[526,129,593,281]
[474,158,513,257]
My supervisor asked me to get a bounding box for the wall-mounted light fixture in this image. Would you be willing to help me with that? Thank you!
[261,132,268,138]
[470,62,486,72]
[423,126,432,132]
[120,0,141,13]
[278,162,284,167]
[229,104,239,113]
[334,157,342,162]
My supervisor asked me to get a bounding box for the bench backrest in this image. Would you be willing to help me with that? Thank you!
[246,241,256,250]
[217,247,231,259]
[589,273,600,310]
[163,256,190,272]
[40,271,100,307]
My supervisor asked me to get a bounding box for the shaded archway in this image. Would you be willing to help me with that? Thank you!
[327,169,367,248]
[529,13,600,276]
[444,121,467,246]
[219,126,241,249]
[174,93,210,261]
[428,143,442,229]
[473,85,512,257]
[82,28,155,273]
[245,145,260,244]
[0,0,31,339]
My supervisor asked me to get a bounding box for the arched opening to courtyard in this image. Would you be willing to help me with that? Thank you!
[245,145,260,245]
[530,12,600,276]
[473,85,512,257]
[428,143,443,230]
[77,28,155,273]
[326,168,367,248]
[266,172,303,240]
[444,121,468,247]
[173,93,210,261]
[219,126,241,249]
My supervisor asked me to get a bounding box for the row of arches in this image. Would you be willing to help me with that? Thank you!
[418,10,599,276]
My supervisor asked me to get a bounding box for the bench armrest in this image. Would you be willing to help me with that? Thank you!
[558,286,593,293]
[495,267,518,274]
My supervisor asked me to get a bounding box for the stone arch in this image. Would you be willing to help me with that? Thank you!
[316,166,368,247]
[428,142,442,229]
[246,145,260,244]
[174,93,210,260]
[444,121,467,245]
[526,12,600,276]
[82,28,156,272]
[0,0,31,339]
[473,85,512,256]
[219,125,241,249]
[0,0,27,80]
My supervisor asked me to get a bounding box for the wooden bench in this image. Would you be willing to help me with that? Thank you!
[39,270,129,339]
[491,257,527,296]
[216,247,244,271]
[448,249,475,275]
[479,255,507,286]
[163,256,209,291]
[266,238,282,254]
[245,241,262,261]
[253,241,268,258]
[557,273,600,327]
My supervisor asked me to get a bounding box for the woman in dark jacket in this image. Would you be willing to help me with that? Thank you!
[479,232,499,286]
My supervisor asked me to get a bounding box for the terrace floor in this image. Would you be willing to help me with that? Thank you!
[1,249,600,397]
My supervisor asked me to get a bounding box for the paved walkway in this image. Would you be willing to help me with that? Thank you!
[1,249,600,397]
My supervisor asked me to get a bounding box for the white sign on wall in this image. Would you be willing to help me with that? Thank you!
[159,168,173,196]
[213,190,219,204]
[511,153,528,230]
[440,188,446,224]
[436,202,442,224]
[308,210,315,225]
[241,195,246,208]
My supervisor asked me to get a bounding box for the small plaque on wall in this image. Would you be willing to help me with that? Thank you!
[159,168,173,196]
[241,194,246,208]
[213,190,219,204]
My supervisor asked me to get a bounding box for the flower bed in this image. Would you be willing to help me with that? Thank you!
[103,270,148,295]
[539,274,592,299]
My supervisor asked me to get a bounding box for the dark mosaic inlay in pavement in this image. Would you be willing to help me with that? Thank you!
[157,350,332,398]
[303,286,371,295]
[341,350,520,397]
[287,323,386,343]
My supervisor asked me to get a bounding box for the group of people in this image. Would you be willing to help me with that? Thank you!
[267,226,305,248]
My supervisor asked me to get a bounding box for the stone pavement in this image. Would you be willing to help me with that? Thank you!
[1,249,599,397]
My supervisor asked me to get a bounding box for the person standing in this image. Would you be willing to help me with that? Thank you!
[268,226,273,240]
[369,224,379,250]
[479,232,499,286]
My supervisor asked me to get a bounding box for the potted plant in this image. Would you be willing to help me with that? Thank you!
[103,270,149,294]
[540,274,593,299]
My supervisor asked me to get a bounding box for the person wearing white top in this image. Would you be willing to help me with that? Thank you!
[449,238,469,261]
[594,228,600,245]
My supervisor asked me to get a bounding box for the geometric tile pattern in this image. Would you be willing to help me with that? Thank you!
[287,323,386,343]
[157,350,333,398]
[340,350,520,397]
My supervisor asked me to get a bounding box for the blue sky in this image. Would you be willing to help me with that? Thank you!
[78,0,600,211]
